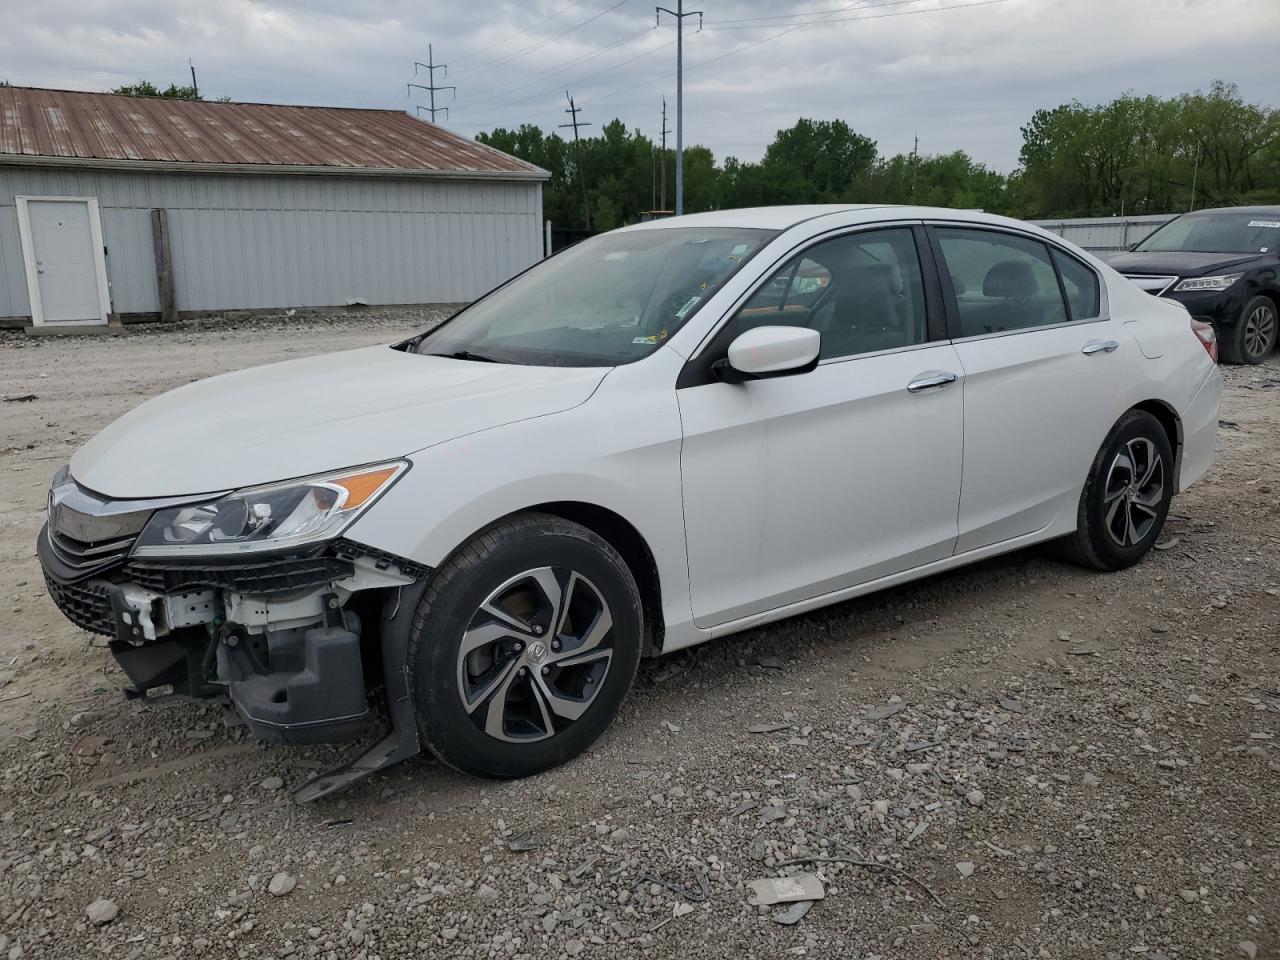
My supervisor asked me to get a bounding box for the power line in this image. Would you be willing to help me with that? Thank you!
[449,0,590,67]
[455,0,1014,137]
[463,25,658,109]
[701,0,931,30]
[450,0,634,84]
[702,2,909,25]
[473,35,674,115]
[589,0,1014,109]
[408,44,455,122]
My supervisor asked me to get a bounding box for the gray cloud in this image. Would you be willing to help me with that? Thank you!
[2,0,1276,170]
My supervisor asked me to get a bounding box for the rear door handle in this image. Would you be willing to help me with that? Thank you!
[906,371,957,393]
[1082,339,1120,355]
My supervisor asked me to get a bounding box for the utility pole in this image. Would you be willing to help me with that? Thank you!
[559,92,592,231]
[1189,135,1202,212]
[656,2,702,216]
[910,133,918,201]
[659,97,671,211]
[188,59,199,98]
[408,44,456,122]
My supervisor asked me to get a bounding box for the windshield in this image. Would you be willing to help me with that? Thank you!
[1135,212,1280,255]
[416,227,776,366]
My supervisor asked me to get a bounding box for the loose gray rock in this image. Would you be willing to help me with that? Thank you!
[268,872,297,897]
[865,701,907,721]
[966,789,986,807]
[85,898,118,925]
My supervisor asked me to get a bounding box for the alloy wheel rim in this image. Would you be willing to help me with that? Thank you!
[1245,304,1277,359]
[456,567,614,743]
[1103,437,1164,548]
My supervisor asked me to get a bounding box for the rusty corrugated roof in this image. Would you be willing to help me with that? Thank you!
[0,86,546,179]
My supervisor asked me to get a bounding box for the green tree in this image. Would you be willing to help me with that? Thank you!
[111,80,202,100]
[763,118,877,202]
[1018,82,1279,216]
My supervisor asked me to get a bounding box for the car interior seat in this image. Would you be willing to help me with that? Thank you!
[979,258,1039,333]
[823,262,909,356]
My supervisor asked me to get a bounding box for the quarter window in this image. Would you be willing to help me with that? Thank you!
[1051,248,1101,320]
[731,228,929,360]
[934,229,1068,337]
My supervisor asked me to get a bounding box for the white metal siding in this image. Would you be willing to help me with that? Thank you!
[0,167,543,318]
[1031,215,1175,254]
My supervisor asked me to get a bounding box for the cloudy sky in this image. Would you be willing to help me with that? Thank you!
[2,0,1276,170]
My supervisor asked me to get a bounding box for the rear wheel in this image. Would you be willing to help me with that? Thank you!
[406,513,642,778]
[1220,295,1277,365]
[1059,410,1174,571]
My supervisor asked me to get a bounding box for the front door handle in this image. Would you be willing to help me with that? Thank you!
[906,371,957,393]
[1082,339,1120,355]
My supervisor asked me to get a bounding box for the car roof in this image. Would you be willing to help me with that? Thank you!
[1176,205,1280,216]
[619,204,1042,234]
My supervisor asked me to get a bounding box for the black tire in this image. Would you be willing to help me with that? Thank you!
[1058,410,1175,571]
[1219,295,1278,365]
[406,512,643,779]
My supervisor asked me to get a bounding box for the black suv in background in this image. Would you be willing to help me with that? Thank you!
[1105,206,1280,364]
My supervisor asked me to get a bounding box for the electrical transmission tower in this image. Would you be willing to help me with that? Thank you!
[408,44,455,122]
[559,91,593,231]
[656,1,702,216]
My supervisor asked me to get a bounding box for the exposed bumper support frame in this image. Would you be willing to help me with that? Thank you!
[293,579,428,802]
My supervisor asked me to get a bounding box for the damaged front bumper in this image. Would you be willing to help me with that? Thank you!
[38,493,432,799]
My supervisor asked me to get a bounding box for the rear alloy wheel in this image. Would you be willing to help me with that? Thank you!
[407,513,642,778]
[1059,409,1174,571]
[1221,295,1278,365]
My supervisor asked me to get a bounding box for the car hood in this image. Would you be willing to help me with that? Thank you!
[1103,251,1263,277]
[71,345,609,499]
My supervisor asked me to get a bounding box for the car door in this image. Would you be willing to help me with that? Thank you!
[677,225,964,629]
[927,224,1125,553]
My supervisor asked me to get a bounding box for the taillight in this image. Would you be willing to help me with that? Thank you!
[1189,317,1217,363]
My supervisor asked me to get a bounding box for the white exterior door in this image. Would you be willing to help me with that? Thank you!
[928,224,1125,553]
[679,347,965,627]
[677,225,964,629]
[17,197,110,325]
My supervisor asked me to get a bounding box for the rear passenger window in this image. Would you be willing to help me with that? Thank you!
[934,229,1068,337]
[1051,248,1101,320]
[732,228,928,360]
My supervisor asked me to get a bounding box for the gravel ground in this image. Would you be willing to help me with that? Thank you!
[0,314,1277,960]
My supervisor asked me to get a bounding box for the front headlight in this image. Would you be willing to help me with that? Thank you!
[1174,273,1244,292]
[132,461,407,557]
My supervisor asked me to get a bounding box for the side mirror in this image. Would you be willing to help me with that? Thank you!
[713,326,821,384]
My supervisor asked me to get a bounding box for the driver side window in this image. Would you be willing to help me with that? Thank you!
[731,228,929,360]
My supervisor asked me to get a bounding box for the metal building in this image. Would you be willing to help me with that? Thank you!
[0,86,547,330]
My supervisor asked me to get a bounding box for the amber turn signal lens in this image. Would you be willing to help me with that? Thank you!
[333,466,401,509]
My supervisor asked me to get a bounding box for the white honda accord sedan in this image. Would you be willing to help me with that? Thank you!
[39,205,1220,798]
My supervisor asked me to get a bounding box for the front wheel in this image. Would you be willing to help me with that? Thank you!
[1059,410,1175,571]
[1220,295,1278,365]
[406,513,643,779]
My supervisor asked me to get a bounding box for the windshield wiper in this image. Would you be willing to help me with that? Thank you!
[426,350,504,364]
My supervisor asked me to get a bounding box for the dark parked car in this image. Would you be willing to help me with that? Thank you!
[1106,206,1280,364]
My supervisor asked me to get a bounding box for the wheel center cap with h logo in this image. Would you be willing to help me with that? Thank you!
[526,640,549,664]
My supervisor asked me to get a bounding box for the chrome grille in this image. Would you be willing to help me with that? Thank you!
[46,528,138,574]
[1122,274,1178,296]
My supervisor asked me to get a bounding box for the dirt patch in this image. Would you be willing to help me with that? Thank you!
[0,320,1276,959]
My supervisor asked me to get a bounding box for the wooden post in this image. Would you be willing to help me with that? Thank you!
[151,208,176,322]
